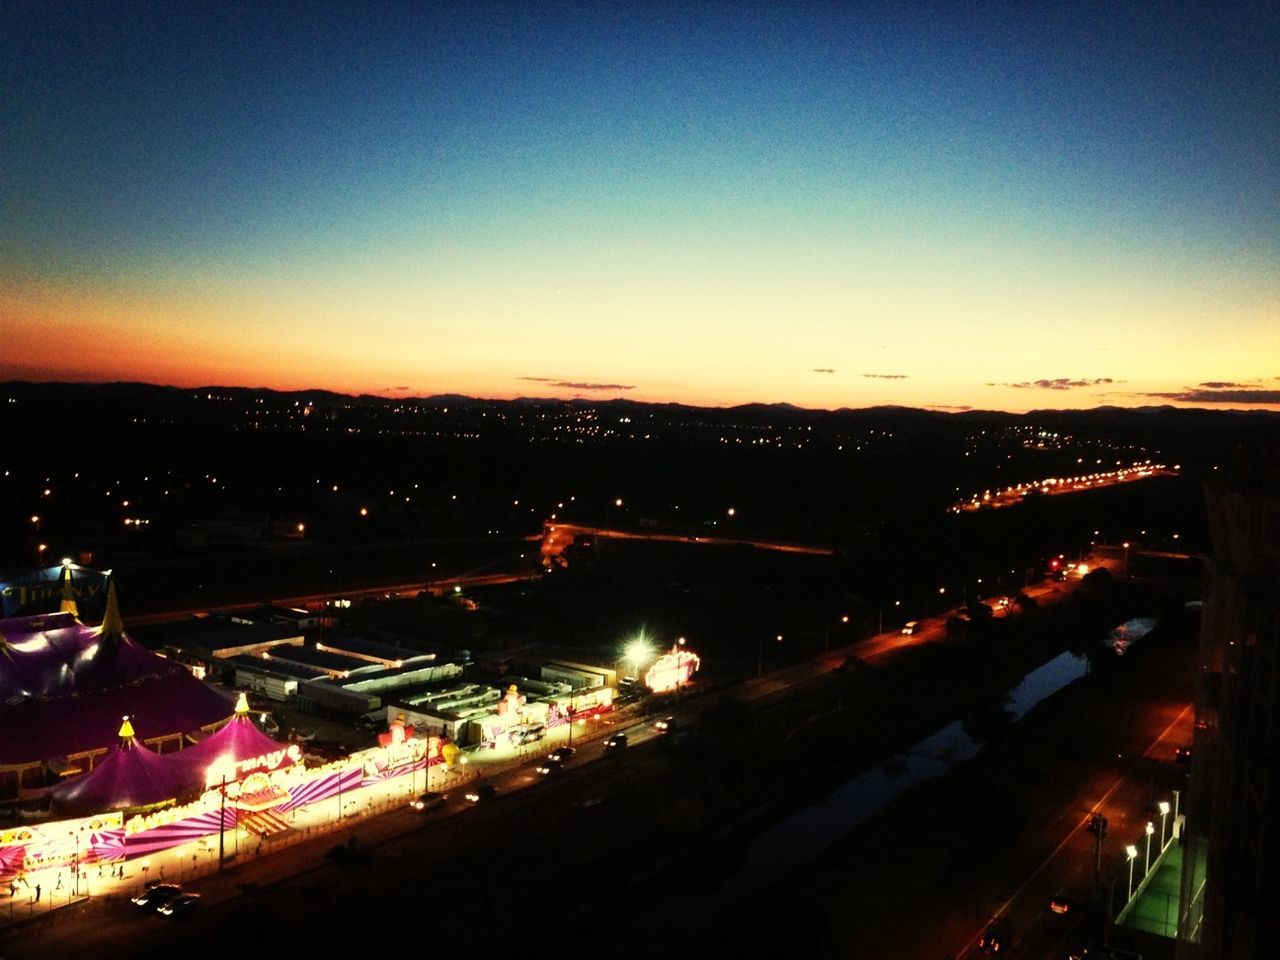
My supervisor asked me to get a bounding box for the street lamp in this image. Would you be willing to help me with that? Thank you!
[1122,541,1131,577]
[624,637,653,681]
[337,762,344,821]
[217,770,229,870]
[879,600,899,635]
[69,830,79,897]
[758,634,782,679]
[1126,844,1138,900]
[1159,801,1171,851]
[676,636,687,701]
[1145,821,1155,873]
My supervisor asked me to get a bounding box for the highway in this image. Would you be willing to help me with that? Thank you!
[539,520,838,565]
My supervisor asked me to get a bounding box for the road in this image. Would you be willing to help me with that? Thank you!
[956,701,1193,958]
[955,465,1179,513]
[539,521,837,566]
[124,568,542,627]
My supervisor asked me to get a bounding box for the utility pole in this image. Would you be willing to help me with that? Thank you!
[218,773,227,870]
[1091,813,1108,887]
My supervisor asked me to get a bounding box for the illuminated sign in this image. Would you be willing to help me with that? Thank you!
[645,648,701,693]
[207,744,302,786]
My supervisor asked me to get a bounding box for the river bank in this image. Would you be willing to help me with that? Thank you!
[688,596,1199,958]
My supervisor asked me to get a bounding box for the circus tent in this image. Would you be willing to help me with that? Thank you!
[49,697,294,815]
[48,718,193,815]
[0,580,236,797]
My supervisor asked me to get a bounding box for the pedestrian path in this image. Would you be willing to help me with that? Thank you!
[1120,843,1198,939]
[0,710,619,936]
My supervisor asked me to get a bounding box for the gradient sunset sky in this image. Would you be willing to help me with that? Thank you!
[3,1,1277,412]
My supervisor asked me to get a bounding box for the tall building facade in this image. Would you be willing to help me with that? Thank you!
[1177,450,1280,958]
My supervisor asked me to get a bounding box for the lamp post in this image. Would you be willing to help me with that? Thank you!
[218,772,228,870]
[884,600,900,635]
[1145,821,1155,874]
[758,634,782,679]
[1122,541,1131,578]
[1125,845,1138,901]
[1159,801,1171,851]
[676,636,686,702]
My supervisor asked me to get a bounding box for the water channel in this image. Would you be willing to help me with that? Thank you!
[635,646,1096,935]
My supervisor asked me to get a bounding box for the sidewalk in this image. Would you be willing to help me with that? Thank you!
[0,703,632,936]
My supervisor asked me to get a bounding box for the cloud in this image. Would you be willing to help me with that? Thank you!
[1141,388,1280,405]
[987,378,1115,390]
[519,376,634,391]
[862,373,908,379]
[1197,380,1254,389]
[929,404,972,411]
[553,381,634,391]
[812,368,836,374]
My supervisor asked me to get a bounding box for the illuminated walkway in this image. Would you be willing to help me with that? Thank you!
[1118,842,1201,939]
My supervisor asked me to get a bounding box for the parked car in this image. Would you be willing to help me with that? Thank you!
[512,724,546,745]
[132,883,184,912]
[547,745,576,763]
[603,733,628,751]
[410,791,447,811]
[159,892,202,918]
[464,783,497,804]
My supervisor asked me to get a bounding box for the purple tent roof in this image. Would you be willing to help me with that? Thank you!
[0,612,235,766]
[160,715,288,790]
[49,716,289,815]
[49,737,189,814]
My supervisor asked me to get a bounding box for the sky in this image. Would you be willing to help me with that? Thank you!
[3,1,1278,412]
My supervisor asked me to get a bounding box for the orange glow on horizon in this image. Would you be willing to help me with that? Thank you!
[4,277,1277,414]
